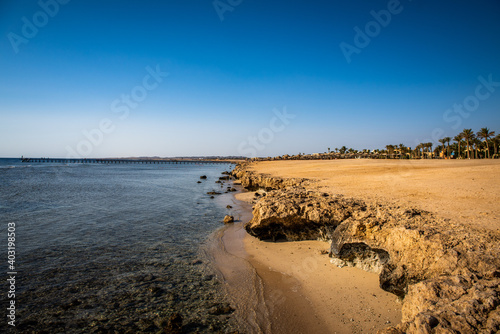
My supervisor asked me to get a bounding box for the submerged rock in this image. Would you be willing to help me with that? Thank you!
[207,191,221,195]
[208,303,234,315]
[165,313,183,333]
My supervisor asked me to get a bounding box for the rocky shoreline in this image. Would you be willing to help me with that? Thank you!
[232,163,500,333]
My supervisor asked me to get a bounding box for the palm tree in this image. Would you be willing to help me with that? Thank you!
[418,143,425,159]
[399,144,409,159]
[385,145,395,159]
[454,134,463,159]
[493,134,500,158]
[460,129,475,159]
[443,137,451,158]
[434,145,442,157]
[421,143,428,159]
[477,127,496,158]
[426,142,433,159]
[472,138,482,159]
[438,139,446,158]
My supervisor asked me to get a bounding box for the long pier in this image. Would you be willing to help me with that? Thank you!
[21,158,232,165]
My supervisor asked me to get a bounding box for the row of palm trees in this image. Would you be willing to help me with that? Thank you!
[254,127,498,161]
[383,128,498,159]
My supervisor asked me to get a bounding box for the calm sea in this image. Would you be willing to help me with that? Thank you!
[0,158,239,333]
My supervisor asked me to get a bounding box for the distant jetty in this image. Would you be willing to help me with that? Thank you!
[20,157,234,165]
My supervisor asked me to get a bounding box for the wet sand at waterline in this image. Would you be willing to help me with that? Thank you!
[247,159,500,230]
[209,191,337,333]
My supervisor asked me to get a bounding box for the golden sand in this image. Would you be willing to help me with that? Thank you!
[247,159,500,230]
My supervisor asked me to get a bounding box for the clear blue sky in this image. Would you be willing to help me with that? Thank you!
[1,0,499,158]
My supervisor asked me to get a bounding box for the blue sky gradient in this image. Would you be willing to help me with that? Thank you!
[1,0,499,157]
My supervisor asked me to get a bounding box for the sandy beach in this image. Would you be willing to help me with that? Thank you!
[246,159,500,230]
[239,185,402,333]
[217,159,500,333]
[213,183,402,333]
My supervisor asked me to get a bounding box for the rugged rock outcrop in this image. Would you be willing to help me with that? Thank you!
[246,188,363,241]
[231,164,308,191]
[234,163,500,334]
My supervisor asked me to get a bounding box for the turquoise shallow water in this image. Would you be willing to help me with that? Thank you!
[0,158,238,333]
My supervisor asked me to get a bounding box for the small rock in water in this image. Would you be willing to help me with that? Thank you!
[165,313,183,333]
[148,286,163,296]
[197,181,202,183]
[226,205,232,209]
[200,175,207,179]
[208,303,234,315]
[143,274,156,281]
[223,215,234,224]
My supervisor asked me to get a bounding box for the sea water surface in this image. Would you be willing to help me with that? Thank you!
[0,158,239,333]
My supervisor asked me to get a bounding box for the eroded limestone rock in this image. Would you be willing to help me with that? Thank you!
[231,164,308,191]
[245,188,358,241]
